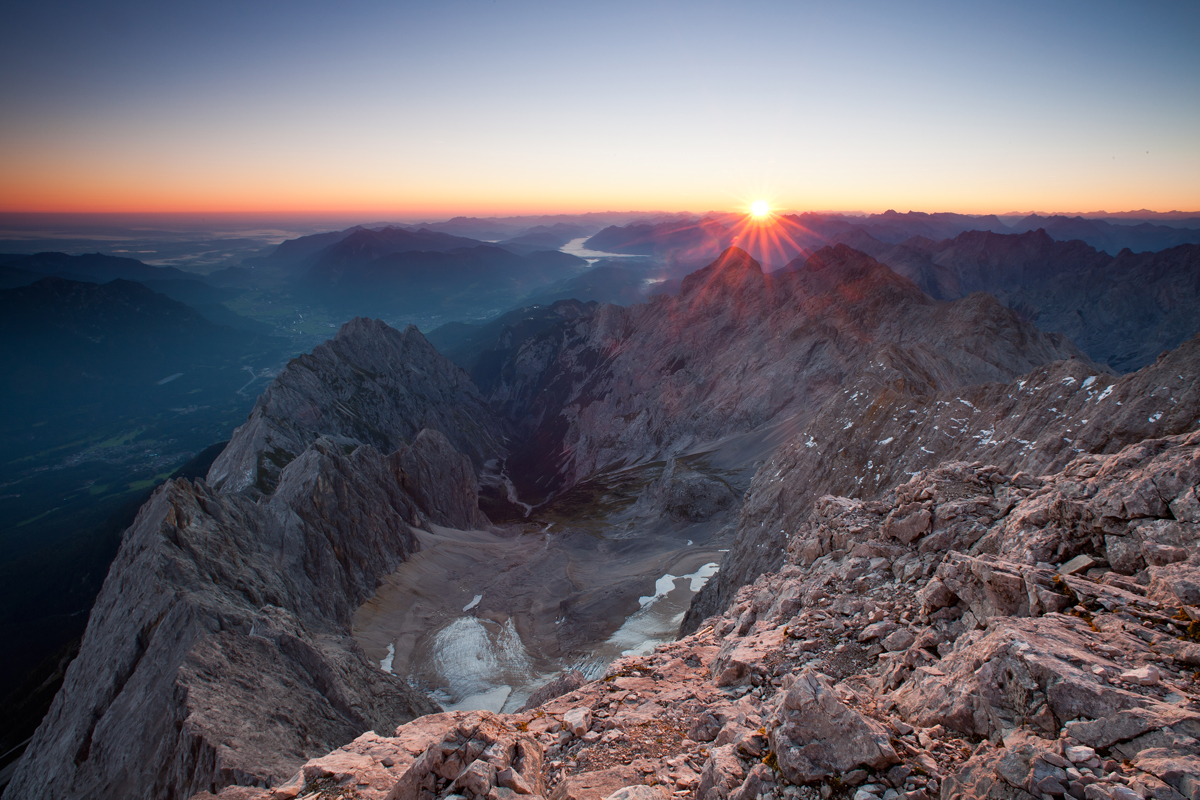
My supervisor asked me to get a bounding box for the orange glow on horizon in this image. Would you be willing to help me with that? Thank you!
[3,164,1196,220]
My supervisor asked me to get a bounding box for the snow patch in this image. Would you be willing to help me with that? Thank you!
[463,594,483,612]
[639,563,719,607]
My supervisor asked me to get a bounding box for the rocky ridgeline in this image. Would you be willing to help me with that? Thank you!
[688,333,1200,633]
[488,246,1083,499]
[5,430,486,796]
[197,428,1200,800]
[207,318,505,494]
[833,229,1200,372]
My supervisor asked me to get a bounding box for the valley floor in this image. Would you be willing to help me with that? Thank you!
[352,512,729,713]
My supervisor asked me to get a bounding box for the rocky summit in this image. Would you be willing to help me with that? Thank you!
[6,244,1200,800]
[207,318,505,495]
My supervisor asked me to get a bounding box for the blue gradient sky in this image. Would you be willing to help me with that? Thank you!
[1,0,1197,214]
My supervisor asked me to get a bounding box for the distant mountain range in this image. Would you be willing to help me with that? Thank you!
[0,277,284,429]
[1009,214,1200,253]
[584,211,1200,269]
[827,229,1200,372]
[0,252,271,333]
[0,251,199,283]
[302,236,588,319]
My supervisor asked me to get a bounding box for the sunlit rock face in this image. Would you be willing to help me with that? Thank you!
[487,244,1084,501]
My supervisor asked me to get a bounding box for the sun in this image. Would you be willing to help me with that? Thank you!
[750,200,770,219]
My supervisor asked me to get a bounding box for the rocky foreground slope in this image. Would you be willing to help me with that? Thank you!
[197,424,1200,800]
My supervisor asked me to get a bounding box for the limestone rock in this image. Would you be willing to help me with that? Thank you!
[767,669,899,783]
[696,744,746,800]
[385,712,544,800]
[563,708,592,737]
[604,787,668,800]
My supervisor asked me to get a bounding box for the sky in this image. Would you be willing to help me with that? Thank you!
[1,0,1197,217]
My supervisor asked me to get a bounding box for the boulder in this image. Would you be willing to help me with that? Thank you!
[563,708,592,737]
[1150,564,1200,607]
[885,505,932,544]
[385,712,544,800]
[696,744,746,800]
[604,787,668,800]
[766,669,898,783]
[1135,750,1200,800]
[551,767,645,800]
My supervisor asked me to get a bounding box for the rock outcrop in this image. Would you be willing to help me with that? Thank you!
[197,427,1200,800]
[207,318,505,494]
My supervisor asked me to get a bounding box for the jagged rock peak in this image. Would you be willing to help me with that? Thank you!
[3,426,491,800]
[335,314,402,340]
[790,244,928,303]
[678,246,764,298]
[206,316,505,494]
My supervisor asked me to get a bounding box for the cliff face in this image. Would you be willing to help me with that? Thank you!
[5,318,498,800]
[207,318,505,495]
[1,433,491,800]
[489,245,1086,502]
